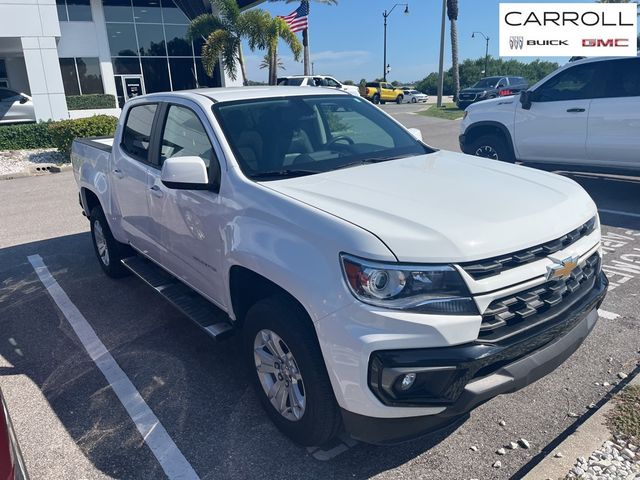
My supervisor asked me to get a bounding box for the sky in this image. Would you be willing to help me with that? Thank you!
[240,0,636,84]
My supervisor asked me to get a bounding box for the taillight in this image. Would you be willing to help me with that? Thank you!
[499,89,513,96]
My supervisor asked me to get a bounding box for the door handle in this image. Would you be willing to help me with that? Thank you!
[566,108,586,113]
[112,168,124,179]
[149,184,164,198]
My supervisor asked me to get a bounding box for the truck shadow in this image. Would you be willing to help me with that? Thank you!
[0,232,458,480]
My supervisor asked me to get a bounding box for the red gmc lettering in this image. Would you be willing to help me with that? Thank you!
[582,38,630,47]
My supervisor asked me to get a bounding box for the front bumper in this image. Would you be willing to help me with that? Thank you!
[342,271,607,444]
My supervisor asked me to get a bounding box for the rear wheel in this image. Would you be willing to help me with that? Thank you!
[372,94,380,104]
[244,295,341,446]
[411,97,417,103]
[396,95,403,104]
[89,206,132,278]
[467,134,514,163]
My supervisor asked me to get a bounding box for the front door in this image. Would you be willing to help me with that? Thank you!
[123,76,145,102]
[146,102,226,305]
[514,61,605,164]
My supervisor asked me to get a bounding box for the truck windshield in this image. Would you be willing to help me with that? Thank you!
[212,95,433,180]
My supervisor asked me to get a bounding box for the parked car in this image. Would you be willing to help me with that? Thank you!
[0,389,28,480]
[460,57,640,171]
[0,89,34,124]
[402,89,428,104]
[72,86,607,447]
[359,81,405,104]
[277,75,360,96]
[456,76,528,110]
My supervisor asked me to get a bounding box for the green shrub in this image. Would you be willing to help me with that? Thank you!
[66,94,116,110]
[48,115,118,157]
[0,122,55,150]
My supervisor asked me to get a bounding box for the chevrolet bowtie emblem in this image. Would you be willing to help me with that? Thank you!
[546,256,579,281]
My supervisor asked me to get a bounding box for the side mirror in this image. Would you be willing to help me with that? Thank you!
[520,90,533,110]
[19,96,28,104]
[161,156,209,190]
[408,128,423,142]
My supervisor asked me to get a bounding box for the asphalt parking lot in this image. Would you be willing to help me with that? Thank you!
[1,112,639,479]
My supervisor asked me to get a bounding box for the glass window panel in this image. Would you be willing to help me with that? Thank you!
[106,23,138,56]
[133,0,162,23]
[104,0,133,22]
[142,58,171,92]
[59,58,80,95]
[606,59,640,98]
[114,75,125,108]
[193,36,204,57]
[112,57,141,74]
[196,60,220,87]
[169,58,196,91]
[164,24,192,56]
[67,0,92,21]
[137,24,166,56]
[56,0,68,21]
[162,0,189,24]
[77,58,104,94]
[122,103,158,161]
[0,60,7,78]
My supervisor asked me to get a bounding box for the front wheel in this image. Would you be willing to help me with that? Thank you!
[396,95,403,104]
[411,97,417,103]
[90,206,132,278]
[372,94,380,104]
[467,134,514,163]
[244,295,342,446]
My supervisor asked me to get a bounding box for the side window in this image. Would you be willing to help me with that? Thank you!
[605,59,640,98]
[121,103,157,162]
[160,105,220,188]
[536,64,601,102]
[325,78,341,88]
[496,78,507,88]
[0,89,20,101]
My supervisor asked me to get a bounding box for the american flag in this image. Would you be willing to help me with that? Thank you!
[278,0,309,33]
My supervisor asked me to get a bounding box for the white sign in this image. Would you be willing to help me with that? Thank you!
[499,3,638,57]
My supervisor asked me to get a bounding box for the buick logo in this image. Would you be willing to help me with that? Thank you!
[510,36,524,50]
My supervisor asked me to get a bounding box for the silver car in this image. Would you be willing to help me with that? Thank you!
[0,88,35,124]
[402,89,429,104]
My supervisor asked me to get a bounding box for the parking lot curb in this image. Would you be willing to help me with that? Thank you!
[0,163,71,181]
[520,367,640,480]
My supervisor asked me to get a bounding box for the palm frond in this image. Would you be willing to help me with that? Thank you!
[276,17,302,61]
[202,29,236,79]
[187,13,224,41]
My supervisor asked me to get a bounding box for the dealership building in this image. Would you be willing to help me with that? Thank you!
[0,0,259,121]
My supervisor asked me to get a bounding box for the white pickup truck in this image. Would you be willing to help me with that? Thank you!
[72,86,607,447]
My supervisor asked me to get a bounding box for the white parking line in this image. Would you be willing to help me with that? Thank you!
[598,309,620,320]
[28,254,200,480]
[599,208,640,219]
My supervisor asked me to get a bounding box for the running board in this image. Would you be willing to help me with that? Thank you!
[121,256,234,341]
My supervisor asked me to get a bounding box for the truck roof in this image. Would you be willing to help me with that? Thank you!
[141,86,349,104]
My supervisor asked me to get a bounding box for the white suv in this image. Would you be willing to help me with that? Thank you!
[460,56,640,171]
[277,75,361,96]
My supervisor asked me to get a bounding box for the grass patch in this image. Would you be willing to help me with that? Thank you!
[607,384,640,439]
[418,103,465,120]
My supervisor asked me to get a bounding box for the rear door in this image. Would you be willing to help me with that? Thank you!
[111,102,159,254]
[586,58,640,169]
[146,101,226,304]
[514,61,605,164]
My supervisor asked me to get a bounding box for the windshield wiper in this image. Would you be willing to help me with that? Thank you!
[251,169,318,180]
[333,154,413,171]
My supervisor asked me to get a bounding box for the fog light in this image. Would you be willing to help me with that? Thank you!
[399,373,416,391]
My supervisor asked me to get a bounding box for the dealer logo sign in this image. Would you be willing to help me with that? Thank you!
[499,3,637,57]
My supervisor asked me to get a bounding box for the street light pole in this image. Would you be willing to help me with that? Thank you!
[472,31,490,77]
[383,3,409,82]
[436,0,446,107]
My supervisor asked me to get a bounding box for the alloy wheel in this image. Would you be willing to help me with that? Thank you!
[93,220,110,266]
[474,145,499,160]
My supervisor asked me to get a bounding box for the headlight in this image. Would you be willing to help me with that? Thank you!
[340,254,478,315]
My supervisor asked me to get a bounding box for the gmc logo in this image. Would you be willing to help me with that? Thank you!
[582,38,629,47]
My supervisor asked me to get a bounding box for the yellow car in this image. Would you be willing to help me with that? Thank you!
[359,82,405,104]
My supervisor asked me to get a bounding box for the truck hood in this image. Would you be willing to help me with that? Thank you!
[460,87,491,95]
[262,151,596,263]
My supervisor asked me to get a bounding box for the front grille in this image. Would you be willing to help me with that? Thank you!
[461,217,597,280]
[479,252,600,342]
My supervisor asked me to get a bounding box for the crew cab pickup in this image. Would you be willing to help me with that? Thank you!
[460,56,640,170]
[72,87,607,447]
[359,82,405,104]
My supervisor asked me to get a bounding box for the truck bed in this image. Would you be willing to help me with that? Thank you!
[71,136,114,186]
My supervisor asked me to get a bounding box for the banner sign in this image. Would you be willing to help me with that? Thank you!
[499,3,638,57]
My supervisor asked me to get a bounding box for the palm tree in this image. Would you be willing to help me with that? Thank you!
[446,0,460,102]
[260,53,285,71]
[260,14,302,84]
[188,0,266,85]
[269,0,338,75]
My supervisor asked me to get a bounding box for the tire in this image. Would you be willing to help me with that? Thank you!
[396,95,403,104]
[467,134,514,163]
[244,294,341,446]
[411,97,417,103]
[372,94,380,104]
[89,206,132,278]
